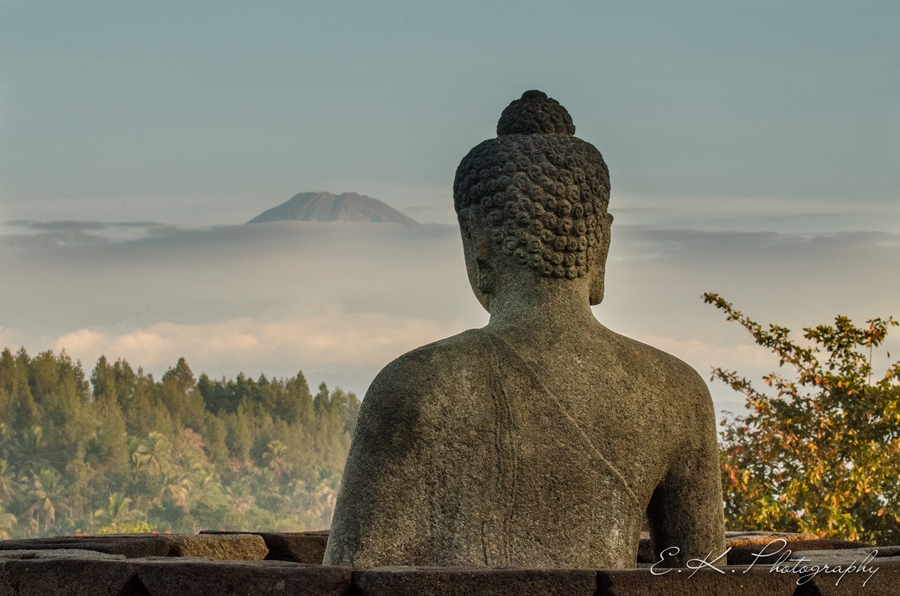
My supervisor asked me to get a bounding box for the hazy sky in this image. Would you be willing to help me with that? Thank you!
[2,1,898,226]
[1,1,898,418]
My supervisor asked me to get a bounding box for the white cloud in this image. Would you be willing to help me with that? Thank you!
[50,311,466,389]
[634,334,774,374]
[0,328,22,352]
[53,329,106,353]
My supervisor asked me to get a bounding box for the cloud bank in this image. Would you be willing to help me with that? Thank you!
[2,220,898,416]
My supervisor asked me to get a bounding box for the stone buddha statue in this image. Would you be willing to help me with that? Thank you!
[324,91,725,569]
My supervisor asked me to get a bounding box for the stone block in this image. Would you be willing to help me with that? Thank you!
[723,530,819,546]
[0,536,167,558]
[164,534,268,560]
[134,558,353,596]
[0,534,268,561]
[637,530,823,565]
[200,530,328,563]
[352,567,597,596]
[598,566,798,595]
[727,539,872,565]
[0,557,141,596]
[789,556,900,596]
[0,548,124,561]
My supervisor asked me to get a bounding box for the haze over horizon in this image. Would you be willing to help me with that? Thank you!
[1,1,898,418]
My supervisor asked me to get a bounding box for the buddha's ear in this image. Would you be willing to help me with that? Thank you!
[459,209,493,312]
[459,209,492,261]
[589,212,613,305]
[459,209,474,239]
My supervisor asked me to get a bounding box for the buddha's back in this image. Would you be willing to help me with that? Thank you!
[324,323,720,568]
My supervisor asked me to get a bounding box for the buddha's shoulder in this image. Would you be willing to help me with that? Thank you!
[388,328,493,369]
[364,329,492,401]
[599,327,709,396]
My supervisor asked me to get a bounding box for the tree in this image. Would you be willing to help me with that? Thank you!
[94,492,139,532]
[263,440,291,481]
[28,467,68,533]
[91,356,137,415]
[88,400,130,491]
[0,347,362,537]
[159,359,206,432]
[704,292,900,545]
[0,506,17,540]
[0,459,18,502]
[132,432,173,477]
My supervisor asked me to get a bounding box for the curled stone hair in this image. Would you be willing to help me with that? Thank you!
[453,90,610,280]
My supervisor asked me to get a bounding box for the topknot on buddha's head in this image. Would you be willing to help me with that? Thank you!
[496,90,575,137]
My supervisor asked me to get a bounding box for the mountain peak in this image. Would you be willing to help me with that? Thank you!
[247,192,420,225]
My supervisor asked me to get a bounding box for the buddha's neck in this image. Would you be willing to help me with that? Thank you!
[485,276,596,330]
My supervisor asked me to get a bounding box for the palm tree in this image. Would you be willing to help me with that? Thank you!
[29,467,67,533]
[173,428,205,458]
[310,480,336,525]
[224,485,256,515]
[263,440,292,481]
[0,506,18,540]
[166,477,192,509]
[15,426,47,472]
[94,492,138,532]
[0,459,17,502]
[132,432,172,477]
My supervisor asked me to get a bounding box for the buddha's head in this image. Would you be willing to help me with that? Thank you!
[453,90,613,311]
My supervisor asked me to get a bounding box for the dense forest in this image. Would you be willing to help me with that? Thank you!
[0,347,359,539]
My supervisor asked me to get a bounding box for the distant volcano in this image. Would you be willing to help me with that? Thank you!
[247,192,420,224]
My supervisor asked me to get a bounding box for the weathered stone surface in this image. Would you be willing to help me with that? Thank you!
[637,530,823,564]
[727,538,872,565]
[0,555,353,596]
[872,545,900,558]
[598,566,798,595]
[353,567,597,596]
[786,557,900,596]
[165,534,268,560]
[261,531,328,563]
[0,558,141,596]
[0,533,267,560]
[0,548,124,561]
[784,547,880,565]
[0,536,170,558]
[135,559,353,596]
[0,553,897,595]
[201,530,328,563]
[325,90,725,569]
[723,530,819,546]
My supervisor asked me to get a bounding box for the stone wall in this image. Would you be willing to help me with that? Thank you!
[1,531,898,595]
